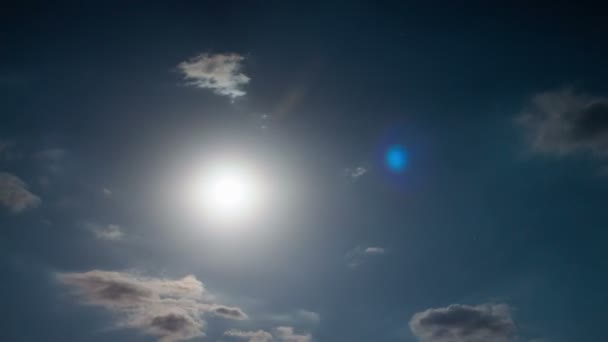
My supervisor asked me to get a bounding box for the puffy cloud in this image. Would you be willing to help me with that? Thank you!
[225,326,311,342]
[409,303,515,342]
[57,270,247,342]
[274,326,312,342]
[346,245,387,268]
[178,53,250,99]
[225,329,273,342]
[0,172,40,212]
[517,89,608,158]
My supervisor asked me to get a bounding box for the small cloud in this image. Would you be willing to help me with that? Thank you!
[225,326,311,342]
[295,310,320,325]
[364,247,386,255]
[273,326,312,342]
[225,329,273,342]
[344,166,367,180]
[102,188,112,196]
[0,141,11,154]
[517,89,608,159]
[211,305,248,320]
[57,270,247,342]
[0,172,40,213]
[34,148,67,161]
[267,309,320,326]
[409,303,515,342]
[346,245,387,268]
[88,223,124,241]
[178,53,250,99]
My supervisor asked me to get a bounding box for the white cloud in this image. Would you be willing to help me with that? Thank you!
[517,89,608,158]
[267,309,320,326]
[364,247,386,255]
[88,223,124,241]
[0,172,40,213]
[274,326,312,342]
[178,53,250,99]
[409,303,515,342]
[346,245,387,268]
[225,326,311,342]
[225,329,273,342]
[57,270,247,342]
[344,166,367,180]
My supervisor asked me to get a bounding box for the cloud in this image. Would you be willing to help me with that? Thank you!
[409,303,516,342]
[344,166,367,180]
[87,223,125,241]
[225,329,274,342]
[178,53,250,99]
[346,245,387,268]
[34,148,67,161]
[225,326,311,342]
[0,173,40,212]
[57,270,247,342]
[274,326,312,342]
[517,89,608,158]
[364,247,386,255]
[267,309,320,326]
[0,141,10,154]
[211,305,248,320]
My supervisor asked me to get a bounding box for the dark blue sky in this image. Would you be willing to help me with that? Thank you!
[2,2,608,342]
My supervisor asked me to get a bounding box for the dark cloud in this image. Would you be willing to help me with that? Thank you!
[212,305,248,320]
[149,313,196,333]
[518,89,608,158]
[409,303,515,342]
[0,172,40,213]
[57,270,247,341]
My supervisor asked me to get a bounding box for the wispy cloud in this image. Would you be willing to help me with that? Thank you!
[266,309,320,326]
[363,247,385,255]
[225,326,312,342]
[409,303,515,342]
[517,89,608,159]
[85,223,125,241]
[178,53,250,99]
[0,172,40,213]
[344,166,367,181]
[0,141,11,154]
[346,245,387,268]
[225,329,273,342]
[57,270,247,342]
[34,148,68,162]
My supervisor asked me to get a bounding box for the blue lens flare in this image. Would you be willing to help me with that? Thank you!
[385,145,408,172]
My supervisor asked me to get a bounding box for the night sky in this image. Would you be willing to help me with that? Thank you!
[2,2,608,342]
